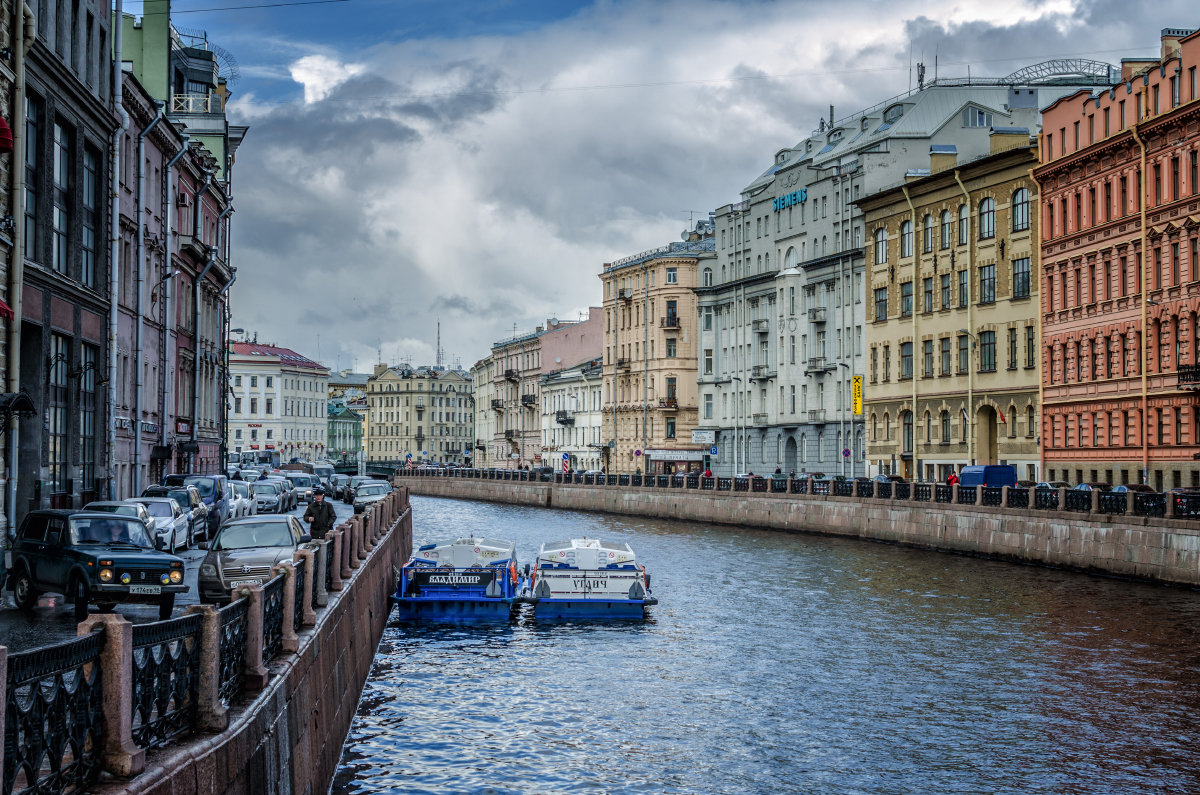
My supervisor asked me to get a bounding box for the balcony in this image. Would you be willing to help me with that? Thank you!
[660,315,681,329]
[1180,365,1200,389]
[555,409,575,425]
[806,357,833,373]
[808,306,827,323]
[617,357,631,369]
[751,364,776,380]
[751,318,769,333]
[170,92,224,114]
[618,288,634,302]
[751,413,769,426]
[504,369,520,382]
[415,432,425,443]
[505,429,517,440]
[521,393,537,407]
[808,409,826,423]
[475,439,487,449]
[490,399,503,411]
[658,397,678,410]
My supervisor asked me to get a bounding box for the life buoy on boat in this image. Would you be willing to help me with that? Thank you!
[509,561,517,586]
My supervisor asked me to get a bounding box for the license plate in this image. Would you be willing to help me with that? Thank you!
[230,579,262,588]
[129,585,161,595]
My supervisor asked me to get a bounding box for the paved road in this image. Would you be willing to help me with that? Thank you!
[0,497,357,652]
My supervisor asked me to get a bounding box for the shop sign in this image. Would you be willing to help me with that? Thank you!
[772,188,808,212]
[176,420,191,434]
[644,449,705,461]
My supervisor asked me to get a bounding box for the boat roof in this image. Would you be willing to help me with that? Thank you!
[539,538,632,554]
[415,537,515,554]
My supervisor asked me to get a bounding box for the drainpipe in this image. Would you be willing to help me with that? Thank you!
[640,261,648,468]
[7,2,35,532]
[953,170,975,467]
[902,186,919,481]
[1028,161,1045,481]
[217,262,236,472]
[132,102,164,495]
[161,134,190,455]
[1132,122,1149,484]
[189,172,214,473]
[109,0,130,499]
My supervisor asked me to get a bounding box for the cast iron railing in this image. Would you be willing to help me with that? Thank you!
[957,485,977,504]
[130,613,202,749]
[3,630,105,795]
[293,557,307,634]
[876,481,892,499]
[1064,490,1092,512]
[934,484,953,503]
[1133,492,1166,517]
[982,487,1003,507]
[894,482,910,500]
[261,574,286,665]
[218,598,249,706]
[1098,492,1127,515]
[1007,488,1029,509]
[1034,487,1059,510]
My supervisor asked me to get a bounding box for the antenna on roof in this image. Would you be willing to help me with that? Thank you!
[436,319,443,367]
[917,62,926,90]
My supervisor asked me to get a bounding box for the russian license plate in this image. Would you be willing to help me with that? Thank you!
[230,579,262,588]
[129,585,161,595]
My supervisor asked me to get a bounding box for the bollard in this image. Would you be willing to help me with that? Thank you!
[232,584,269,690]
[348,516,362,569]
[274,562,299,653]
[184,605,229,732]
[293,547,318,625]
[77,614,145,777]
[975,484,984,507]
[1057,486,1068,512]
[339,523,353,579]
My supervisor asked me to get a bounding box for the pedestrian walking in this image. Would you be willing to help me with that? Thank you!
[303,487,337,540]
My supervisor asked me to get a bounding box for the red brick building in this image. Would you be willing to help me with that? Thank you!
[1035,28,1200,489]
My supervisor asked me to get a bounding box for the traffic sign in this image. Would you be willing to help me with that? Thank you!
[562,453,570,461]
[635,450,642,456]
[709,446,718,455]
[842,448,851,457]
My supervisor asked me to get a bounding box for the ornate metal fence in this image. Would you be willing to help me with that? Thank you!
[292,557,307,634]
[894,482,910,500]
[1007,487,1030,509]
[832,480,853,497]
[261,574,286,665]
[1064,490,1092,512]
[4,630,105,795]
[912,483,931,502]
[1133,492,1166,517]
[934,484,953,503]
[130,613,202,749]
[1034,487,1059,511]
[1098,492,1127,515]
[876,481,892,499]
[218,598,249,706]
[982,487,1004,507]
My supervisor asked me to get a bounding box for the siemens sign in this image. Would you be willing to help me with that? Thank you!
[772,188,807,212]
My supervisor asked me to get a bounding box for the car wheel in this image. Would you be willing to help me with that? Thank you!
[186,522,195,550]
[12,569,38,612]
[72,577,90,623]
[158,593,175,620]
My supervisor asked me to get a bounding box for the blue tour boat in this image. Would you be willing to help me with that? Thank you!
[391,536,530,619]
[532,538,656,619]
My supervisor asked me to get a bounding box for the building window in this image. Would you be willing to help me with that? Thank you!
[266,376,273,388]
[25,95,40,260]
[874,228,887,264]
[940,274,951,309]
[922,215,934,253]
[235,375,242,387]
[900,342,913,379]
[958,334,970,373]
[49,334,69,494]
[940,337,951,375]
[666,267,677,284]
[979,331,996,372]
[883,346,891,381]
[958,270,968,307]
[941,411,951,442]
[703,306,712,331]
[1008,328,1018,369]
[250,398,258,414]
[1012,258,1031,299]
[900,221,913,258]
[979,264,996,304]
[978,198,995,240]
[874,287,888,321]
[250,376,258,388]
[666,418,676,439]
[940,210,951,249]
[900,282,913,317]
[1012,188,1030,232]
[923,340,933,377]
[52,122,71,274]
[962,107,993,127]
[902,411,914,453]
[923,277,933,313]
[80,343,98,492]
[703,349,712,375]
[704,393,713,419]
[81,147,98,288]
[702,268,712,287]
[234,397,242,413]
[265,398,273,414]
[958,204,968,245]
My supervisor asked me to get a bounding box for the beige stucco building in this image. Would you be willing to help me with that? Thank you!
[228,343,330,462]
[858,132,1041,481]
[600,237,710,474]
[364,364,473,466]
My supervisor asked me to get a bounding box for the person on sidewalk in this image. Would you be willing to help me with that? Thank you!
[303,487,337,540]
[947,471,960,487]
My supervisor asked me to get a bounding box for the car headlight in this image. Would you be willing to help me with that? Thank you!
[169,570,183,584]
[99,568,113,582]
[200,563,218,576]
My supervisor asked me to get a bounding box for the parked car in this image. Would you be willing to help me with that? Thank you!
[251,481,285,514]
[230,480,256,517]
[1113,484,1167,516]
[143,484,207,540]
[285,472,319,503]
[353,481,393,514]
[330,474,351,499]
[82,501,156,541]
[344,476,373,504]
[6,510,186,621]
[262,477,298,511]
[126,497,191,552]
[957,465,1018,489]
[196,515,312,604]
[163,474,231,537]
[1035,481,1072,490]
[529,466,556,482]
[1072,482,1112,491]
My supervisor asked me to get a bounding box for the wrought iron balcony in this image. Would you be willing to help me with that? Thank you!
[617,357,631,369]
[808,409,826,423]
[658,397,678,410]
[415,431,425,442]
[1180,364,1200,389]
[505,429,517,440]
[660,315,681,329]
[806,357,831,373]
[808,306,827,322]
[751,318,769,333]
[555,409,575,425]
[618,288,634,301]
[751,364,776,380]
[521,393,537,407]
[490,399,503,411]
[475,439,487,449]
[504,369,520,382]
[751,412,769,426]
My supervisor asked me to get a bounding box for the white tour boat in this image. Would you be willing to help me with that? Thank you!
[392,536,531,619]
[531,538,656,618]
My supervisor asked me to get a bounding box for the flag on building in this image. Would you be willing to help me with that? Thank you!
[961,407,970,425]
[998,409,1007,423]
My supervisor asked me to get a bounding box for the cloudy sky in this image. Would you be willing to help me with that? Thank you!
[133,0,1194,372]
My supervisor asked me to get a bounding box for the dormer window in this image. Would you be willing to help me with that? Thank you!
[776,150,788,164]
[827,129,844,143]
[861,117,871,130]
[962,107,993,127]
[883,104,905,123]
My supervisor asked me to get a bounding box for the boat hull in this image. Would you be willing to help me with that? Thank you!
[390,595,517,620]
[532,597,651,619]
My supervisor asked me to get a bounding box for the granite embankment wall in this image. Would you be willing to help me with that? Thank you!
[97,493,412,795]
[404,479,1200,586]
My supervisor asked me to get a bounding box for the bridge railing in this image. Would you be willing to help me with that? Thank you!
[0,488,410,795]
[396,468,1200,525]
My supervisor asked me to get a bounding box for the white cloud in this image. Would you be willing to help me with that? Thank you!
[288,54,366,103]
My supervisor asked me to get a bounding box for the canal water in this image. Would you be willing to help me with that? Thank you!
[332,495,1200,794]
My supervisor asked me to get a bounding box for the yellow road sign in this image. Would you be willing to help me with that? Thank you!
[852,375,862,415]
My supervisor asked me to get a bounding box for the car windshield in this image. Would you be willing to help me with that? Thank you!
[183,476,216,497]
[358,484,388,496]
[139,502,173,518]
[252,483,277,496]
[85,504,139,517]
[169,490,191,506]
[70,517,153,547]
[233,483,250,497]
[214,521,295,550]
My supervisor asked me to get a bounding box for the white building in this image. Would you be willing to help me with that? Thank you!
[471,357,496,467]
[541,358,605,472]
[228,343,330,462]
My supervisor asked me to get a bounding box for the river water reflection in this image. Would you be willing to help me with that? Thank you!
[332,496,1200,794]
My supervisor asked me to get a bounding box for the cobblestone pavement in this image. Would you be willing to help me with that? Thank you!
[0,498,357,651]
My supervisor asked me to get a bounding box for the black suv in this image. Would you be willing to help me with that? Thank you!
[6,510,187,621]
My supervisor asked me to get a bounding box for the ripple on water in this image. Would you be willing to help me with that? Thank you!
[332,496,1200,795]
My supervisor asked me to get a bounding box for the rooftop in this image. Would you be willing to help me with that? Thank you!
[230,342,327,373]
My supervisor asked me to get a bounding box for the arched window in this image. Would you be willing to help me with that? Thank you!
[1008,404,1017,438]
[924,410,932,442]
[978,197,995,240]
[922,215,934,253]
[900,221,913,258]
[941,410,950,442]
[902,411,914,453]
[702,268,712,287]
[958,204,968,245]
[870,412,878,441]
[784,246,797,270]
[800,433,807,463]
[874,228,888,264]
[940,210,951,249]
[1012,188,1030,232]
[883,412,891,441]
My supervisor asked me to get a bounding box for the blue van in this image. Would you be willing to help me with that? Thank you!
[163,473,230,536]
[957,465,1017,488]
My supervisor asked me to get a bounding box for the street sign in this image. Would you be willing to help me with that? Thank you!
[709,446,718,456]
[852,376,863,415]
[842,448,850,458]
[562,453,570,461]
[634,450,642,456]
[692,430,716,445]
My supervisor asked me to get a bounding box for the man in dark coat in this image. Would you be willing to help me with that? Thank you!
[303,488,337,540]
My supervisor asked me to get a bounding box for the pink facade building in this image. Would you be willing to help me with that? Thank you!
[1035,28,1200,489]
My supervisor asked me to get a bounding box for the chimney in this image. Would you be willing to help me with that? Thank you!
[829,105,835,127]
[989,127,1030,154]
[1121,57,1158,82]
[1160,27,1195,61]
[929,144,957,172]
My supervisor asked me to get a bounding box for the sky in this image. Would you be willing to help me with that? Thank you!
[130,0,1197,373]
